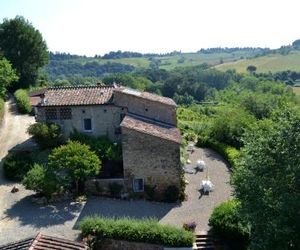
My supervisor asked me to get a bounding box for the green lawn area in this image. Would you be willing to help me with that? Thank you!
[216,50,300,73]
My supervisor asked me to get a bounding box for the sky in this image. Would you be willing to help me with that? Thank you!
[0,0,299,56]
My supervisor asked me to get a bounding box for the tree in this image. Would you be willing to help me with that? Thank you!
[48,141,101,193]
[246,65,257,74]
[232,107,300,249]
[0,57,18,97]
[22,164,59,198]
[0,16,48,89]
[27,122,62,149]
[292,39,300,48]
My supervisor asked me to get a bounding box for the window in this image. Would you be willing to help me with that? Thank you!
[45,108,57,120]
[84,118,92,131]
[59,107,72,120]
[133,178,144,192]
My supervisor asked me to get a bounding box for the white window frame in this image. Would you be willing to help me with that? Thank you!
[83,118,93,132]
[133,178,144,192]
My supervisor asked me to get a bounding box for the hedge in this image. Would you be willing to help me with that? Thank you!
[80,216,195,247]
[197,138,240,169]
[209,200,249,249]
[14,89,31,114]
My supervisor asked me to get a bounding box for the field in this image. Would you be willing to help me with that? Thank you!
[292,86,300,95]
[53,50,261,70]
[216,50,300,73]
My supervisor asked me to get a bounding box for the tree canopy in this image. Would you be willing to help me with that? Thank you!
[0,57,18,97]
[232,106,300,249]
[0,16,48,89]
[48,140,101,193]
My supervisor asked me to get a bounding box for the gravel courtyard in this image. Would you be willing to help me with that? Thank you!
[0,99,232,244]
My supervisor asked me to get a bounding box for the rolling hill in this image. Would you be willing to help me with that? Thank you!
[215,50,300,73]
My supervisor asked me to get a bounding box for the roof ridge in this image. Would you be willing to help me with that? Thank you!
[48,85,115,90]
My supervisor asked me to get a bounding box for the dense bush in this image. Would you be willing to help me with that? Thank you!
[80,216,194,247]
[3,152,33,180]
[22,164,59,198]
[164,185,180,203]
[197,139,240,168]
[14,89,31,114]
[48,140,101,193]
[209,200,249,249]
[70,130,122,162]
[108,182,123,197]
[27,122,63,149]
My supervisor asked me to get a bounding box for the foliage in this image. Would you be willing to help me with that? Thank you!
[182,221,197,232]
[80,216,195,247]
[209,200,249,249]
[22,164,59,198]
[48,140,101,193]
[164,185,180,203]
[108,182,123,197]
[144,185,156,200]
[14,89,31,114]
[232,106,300,249]
[246,65,257,73]
[27,122,62,149]
[209,107,255,148]
[0,16,48,89]
[3,152,33,181]
[0,57,19,97]
[70,130,122,162]
[197,139,240,169]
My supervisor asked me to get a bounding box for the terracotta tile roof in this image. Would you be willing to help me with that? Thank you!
[39,85,115,106]
[114,87,177,106]
[120,114,182,144]
[28,88,47,97]
[0,237,34,250]
[0,233,87,250]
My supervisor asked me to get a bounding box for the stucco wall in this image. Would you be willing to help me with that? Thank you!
[36,105,124,141]
[121,127,181,196]
[114,91,177,125]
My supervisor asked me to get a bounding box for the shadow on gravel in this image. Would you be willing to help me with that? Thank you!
[73,197,177,229]
[3,195,83,227]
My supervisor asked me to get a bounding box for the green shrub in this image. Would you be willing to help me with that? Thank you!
[3,152,33,180]
[22,163,59,198]
[27,122,62,149]
[70,130,122,162]
[209,200,249,249]
[144,185,156,200]
[108,182,123,197]
[80,216,195,247]
[14,89,31,114]
[164,185,180,203]
[48,140,101,194]
[197,139,240,168]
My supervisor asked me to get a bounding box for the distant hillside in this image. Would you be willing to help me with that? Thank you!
[216,49,300,73]
[45,48,267,80]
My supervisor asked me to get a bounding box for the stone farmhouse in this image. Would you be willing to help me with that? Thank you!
[33,85,182,196]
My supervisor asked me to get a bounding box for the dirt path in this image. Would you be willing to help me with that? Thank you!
[0,99,35,181]
[0,98,35,241]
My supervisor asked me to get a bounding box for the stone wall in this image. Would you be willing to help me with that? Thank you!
[36,105,124,141]
[114,91,177,125]
[95,239,163,250]
[85,178,126,196]
[121,127,181,196]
